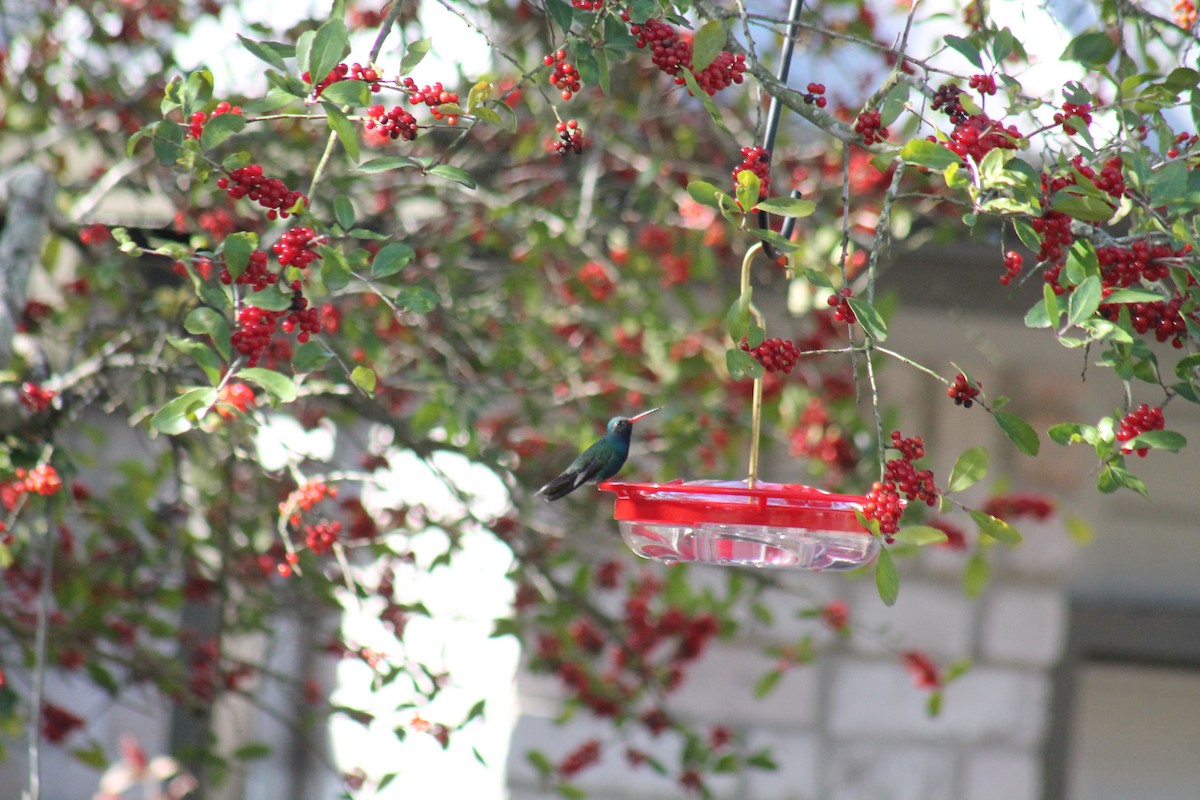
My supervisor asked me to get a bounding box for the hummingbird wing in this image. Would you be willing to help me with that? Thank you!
[536,439,613,501]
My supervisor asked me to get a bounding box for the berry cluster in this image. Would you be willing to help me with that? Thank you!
[544,50,582,100]
[931,83,967,123]
[1116,403,1165,457]
[901,650,941,690]
[1101,293,1190,347]
[216,382,255,419]
[304,520,343,554]
[1054,101,1093,136]
[827,287,857,324]
[939,114,1022,163]
[558,739,602,778]
[554,119,584,155]
[999,250,1023,285]
[231,306,280,365]
[281,290,322,342]
[1176,0,1198,28]
[863,432,937,538]
[217,164,308,219]
[947,372,981,408]
[802,82,827,107]
[400,77,460,123]
[968,73,997,95]
[3,465,65,502]
[854,109,888,145]
[19,382,55,413]
[272,226,325,269]
[577,261,614,301]
[982,492,1055,521]
[365,104,418,141]
[1096,239,1176,288]
[40,703,85,744]
[625,15,747,95]
[741,337,800,374]
[732,145,771,199]
[1168,131,1199,158]
[221,251,275,290]
[186,101,242,140]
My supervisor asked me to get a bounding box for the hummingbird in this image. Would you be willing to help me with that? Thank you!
[537,408,660,501]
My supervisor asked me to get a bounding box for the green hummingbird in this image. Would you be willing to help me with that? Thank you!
[537,408,660,501]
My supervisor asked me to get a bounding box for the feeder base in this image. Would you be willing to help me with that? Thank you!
[619,520,878,570]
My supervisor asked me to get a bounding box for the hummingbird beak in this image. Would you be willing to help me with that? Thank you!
[629,407,660,423]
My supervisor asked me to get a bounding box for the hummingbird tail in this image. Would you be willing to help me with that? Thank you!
[537,471,585,501]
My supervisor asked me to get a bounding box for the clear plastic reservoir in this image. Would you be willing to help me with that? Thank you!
[619,520,878,570]
[600,479,878,571]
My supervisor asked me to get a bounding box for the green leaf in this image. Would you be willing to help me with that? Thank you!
[168,336,222,385]
[967,510,1022,544]
[725,286,753,342]
[960,554,988,597]
[427,164,477,189]
[845,297,888,341]
[754,197,816,217]
[875,547,900,607]
[200,112,246,150]
[308,19,349,93]
[753,669,783,699]
[319,79,370,108]
[892,526,949,546]
[678,68,730,134]
[687,180,730,209]
[292,341,332,373]
[691,20,725,72]
[1048,422,1097,446]
[355,156,424,173]
[900,138,961,172]
[151,388,217,435]
[1061,31,1116,66]
[323,102,359,162]
[545,0,574,33]
[371,242,416,279]
[1098,463,1147,496]
[993,410,1040,456]
[944,34,983,69]
[237,35,293,72]
[992,27,1015,62]
[1049,192,1113,222]
[181,70,214,117]
[399,37,433,75]
[244,288,294,311]
[237,367,298,403]
[947,446,989,492]
[70,742,110,771]
[184,308,232,362]
[351,365,377,394]
[333,195,355,231]
[735,169,761,211]
[1123,429,1186,452]
[233,743,273,761]
[152,119,184,166]
[1104,288,1164,304]
[221,231,257,281]
[725,348,764,380]
[396,286,440,313]
[1066,275,1102,327]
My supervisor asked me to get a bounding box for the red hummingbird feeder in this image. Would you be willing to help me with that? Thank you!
[598,243,878,571]
[599,479,877,570]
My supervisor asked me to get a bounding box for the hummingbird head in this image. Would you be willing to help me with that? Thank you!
[606,407,660,439]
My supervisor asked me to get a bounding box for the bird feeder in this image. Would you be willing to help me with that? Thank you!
[599,234,878,570]
[599,479,876,570]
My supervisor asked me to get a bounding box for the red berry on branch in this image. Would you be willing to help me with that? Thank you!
[947,372,981,408]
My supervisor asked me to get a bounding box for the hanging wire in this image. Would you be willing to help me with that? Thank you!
[756,0,806,259]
